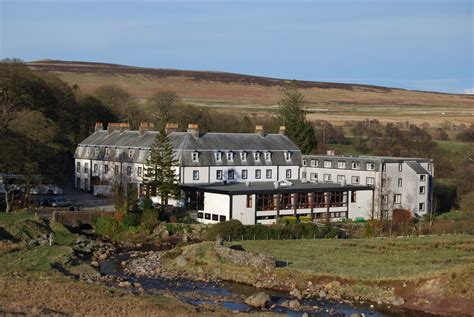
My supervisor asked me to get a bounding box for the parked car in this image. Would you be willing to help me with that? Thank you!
[38,197,72,208]
[30,184,64,195]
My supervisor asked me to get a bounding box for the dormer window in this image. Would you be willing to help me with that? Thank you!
[254,152,260,161]
[215,152,222,162]
[366,162,375,171]
[240,151,247,162]
[227,152,233,161]
[94,147,99,156]
[85,147,90,155]
[128,149,133,158]
[192,152,199,162]
[352,161,361,170]
[264,152,271,161]
[285,152,291,161]
[105,147,110,156]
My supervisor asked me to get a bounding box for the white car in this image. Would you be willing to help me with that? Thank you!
[30,184,64,195]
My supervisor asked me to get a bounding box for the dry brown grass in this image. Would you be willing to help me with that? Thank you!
[28,61,474,127]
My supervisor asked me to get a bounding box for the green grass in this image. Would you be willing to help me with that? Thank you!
[232,235,474,280]
[0,212,36,227]
[436,140,472,153]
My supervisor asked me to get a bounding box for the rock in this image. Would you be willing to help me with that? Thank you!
[244,292,271,308]
[288,299,301,310]
[175,255,188,267]
[318,290,327,298]
[302,313,309,317]
[290,288,303,300]
[324,281,341,291]
[390,296,405,306]
[118,281,132,288]
[91,261,99,268]
[98,253,108,260]
[350,314,362,317]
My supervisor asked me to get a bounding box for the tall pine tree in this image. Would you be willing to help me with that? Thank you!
[278,84,317,154]
[144,128,180,206]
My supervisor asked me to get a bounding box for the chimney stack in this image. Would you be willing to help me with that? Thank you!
[278,126,286,135]
[139,122,154,134]
[187,123,199,138]
[165,123,179,134]
[327,149,335,156]
[255,125,264,137]
[95,122,104,132]
[108,122,130,133]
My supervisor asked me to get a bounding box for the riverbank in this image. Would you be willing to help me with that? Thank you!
[133,235,474,316]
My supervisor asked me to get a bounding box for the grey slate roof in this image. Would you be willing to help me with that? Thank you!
[405,161,429,174]
[181,180,373,195]
[75,130,301,166]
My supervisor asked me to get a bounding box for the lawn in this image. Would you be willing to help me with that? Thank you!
[231,235,474,280]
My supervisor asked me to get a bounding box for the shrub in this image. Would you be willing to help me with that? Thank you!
[206,219,244,240]
[93,215,121,237]
[122,213,140,228]
[140,208,160,231]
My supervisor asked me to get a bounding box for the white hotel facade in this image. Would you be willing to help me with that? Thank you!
[74,123,432,225]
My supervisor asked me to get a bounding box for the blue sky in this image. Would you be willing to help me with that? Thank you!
[1,0,472,93]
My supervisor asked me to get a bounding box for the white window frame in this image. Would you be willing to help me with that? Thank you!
[310,173,318,180]
[310,159,317,167]
[352,162,361,170]
[366,163,375,171]
[128,149,133,158]
[398,178,402,187]
[285,152,291,161]
[138,167,142,177]
[337,161,346,169]
[216,170,223,180]
[366,177,375,185]
[398,163,403,172]
[241,152,247,162]
[215,152,222,162]
[227,152,233,161]
[105,147,110,156]
[126,166,132,176]
[286,169,292,179]
[192,152,199,162]
[264,152,271,161]
[193,170,199,180]
[254,152,260,161]
[337,175,345,183]
[242,169,248,179]
[419,202,425,211]
[420,174,426,182]
[255,169,261,179]
[419,186,426,194]
[351,176,360,184]
[266,169,272,179]
[324,160,332,168]
[323,174,331,182]
[394,194,402,204]
[302,159,307,166]
[228,169,235,180]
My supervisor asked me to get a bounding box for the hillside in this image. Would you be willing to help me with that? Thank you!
[28,60,474,126]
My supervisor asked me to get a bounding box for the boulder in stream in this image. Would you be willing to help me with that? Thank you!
[244,292,271,308]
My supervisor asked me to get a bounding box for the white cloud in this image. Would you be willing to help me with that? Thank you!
[464,88,474,94]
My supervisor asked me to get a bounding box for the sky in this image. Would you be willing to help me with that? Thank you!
[1,0,473,94]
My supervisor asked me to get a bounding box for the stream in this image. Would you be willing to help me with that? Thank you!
[98,252,420,316]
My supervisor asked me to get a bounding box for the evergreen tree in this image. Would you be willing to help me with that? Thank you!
[277,84,316,154]
[144,129,180,206]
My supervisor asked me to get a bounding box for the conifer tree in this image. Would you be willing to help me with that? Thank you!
[278,84,316,154]
[144,128,180,206]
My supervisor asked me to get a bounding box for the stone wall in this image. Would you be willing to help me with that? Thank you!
[214,236,276,270]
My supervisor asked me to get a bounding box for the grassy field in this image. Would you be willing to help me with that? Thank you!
[229,235,474,280]
[27,60,474,126]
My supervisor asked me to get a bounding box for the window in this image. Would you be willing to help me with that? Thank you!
[419,186,426,194]
[337,161,346,169]
[197,212,203,219]
[138,167,142,177]
[93,164,98,173]
[219,215,226,222]
[420,175,426,182]
[255,169,261,179]
[313,192,325,208]
[310,159,317,167]
[254,152,260,161]
[193,170,199,180]
[264,152,271,161]
[256,194,275,211]
[266,169,272,179]
[215,152,222,162]
[240,152,247,162]
[394,194,402,204]
[94,147,99,155]
[285,169,292,179]
[323,174,331,182]
[280,193,293,209]
[382,178,386,187]
[246,194,252,208]
[227,152,233,161]
[126,166,131,176]
[285,152,291,161]
[352,162,361,169]
[84,163,89,174]
[302,159,307,166]
[76,162,81,173]
[310,173,318,180]
[105,147,110,156]
[351,192,356,203]
[324,160,332,168]
[398,163,403,172]
[205,213,211,220]
[192,152,199,162]
[382,194,388,204]
[228,170,235,180]
[297,193,310,208]
[382,163,386,172]
[398,178,402,187]
[330,192,345,207]
[302,172,307,179]
[216,170,223,180]
[128,149,133,158]
[351,176,360,184]
[337,175,345,183]
[366,163,375,170]
[104,164,109,174]
[242,169,248,179]
[114,165,119,174]
[419,203,425,211]
[212,214,218,221]
[366,177,375,185]
[76,177,80,188]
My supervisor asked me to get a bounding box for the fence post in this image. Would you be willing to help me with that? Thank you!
[253,234,256,241]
